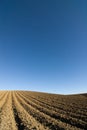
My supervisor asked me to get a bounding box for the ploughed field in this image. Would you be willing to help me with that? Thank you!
[0,91,87,130]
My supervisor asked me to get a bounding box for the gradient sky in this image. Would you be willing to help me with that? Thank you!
[0,0,87,94]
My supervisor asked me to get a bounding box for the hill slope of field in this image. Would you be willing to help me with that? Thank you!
[0,91,87,130]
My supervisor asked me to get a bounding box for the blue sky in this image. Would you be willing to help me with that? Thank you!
[0,0,87,94]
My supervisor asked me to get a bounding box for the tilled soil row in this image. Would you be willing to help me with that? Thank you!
[20,91,87,122]
[16,92,82,130]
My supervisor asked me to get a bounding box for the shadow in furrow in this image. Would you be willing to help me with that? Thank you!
[13,107,26,130]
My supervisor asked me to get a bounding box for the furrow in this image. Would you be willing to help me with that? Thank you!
[13,92,49,130]
[22,92,87,118]
[0,92,17,130]
[17,92,87,129]
[20,92,87,122]
[16,92,82,130]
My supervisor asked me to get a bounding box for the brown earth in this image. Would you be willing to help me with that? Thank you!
[0,91,87,130]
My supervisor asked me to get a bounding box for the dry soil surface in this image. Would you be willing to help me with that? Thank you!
[0,91,87,130]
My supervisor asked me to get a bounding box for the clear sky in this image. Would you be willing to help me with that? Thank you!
[0,0,87,94]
